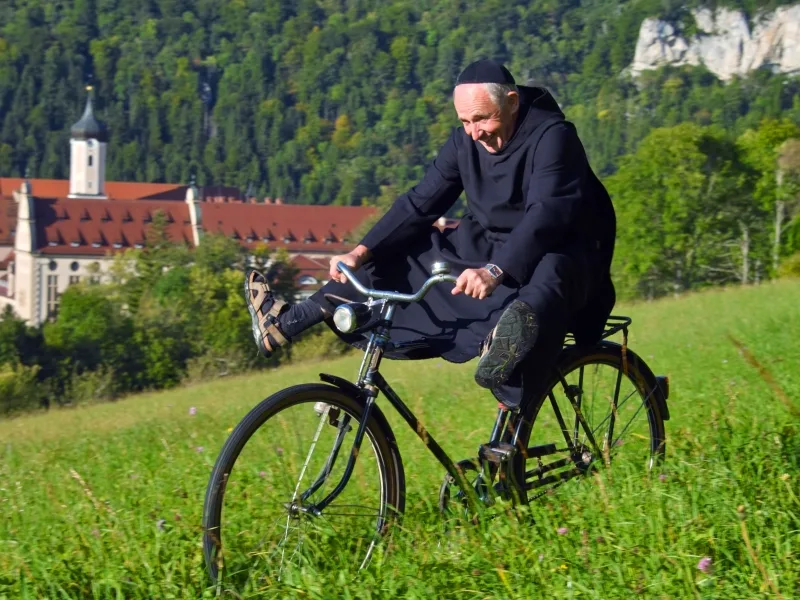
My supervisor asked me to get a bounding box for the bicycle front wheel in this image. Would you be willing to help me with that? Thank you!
[513,342,667,502]
[202,384,405,588]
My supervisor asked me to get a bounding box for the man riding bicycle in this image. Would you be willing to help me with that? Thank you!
[245,59,616,409]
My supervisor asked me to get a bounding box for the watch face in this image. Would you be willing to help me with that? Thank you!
[486,264,502,278]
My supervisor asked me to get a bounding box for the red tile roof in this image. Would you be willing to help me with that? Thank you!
[0,178,246,203]
[0,195,16,245]
[34,198,192,255]
[201,203,375,254]
[0,250,14,271]
[0,178,376,258]
[291,255,331,289]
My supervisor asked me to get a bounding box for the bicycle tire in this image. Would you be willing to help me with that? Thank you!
[202,383,405,584]
[511,342,667,501]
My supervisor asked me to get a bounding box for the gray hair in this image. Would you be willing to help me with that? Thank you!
[482,82,518,109]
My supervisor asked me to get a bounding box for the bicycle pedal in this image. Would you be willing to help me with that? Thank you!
[478,442,517,464]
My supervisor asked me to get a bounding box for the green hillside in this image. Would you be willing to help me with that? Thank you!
[1,279,798,598]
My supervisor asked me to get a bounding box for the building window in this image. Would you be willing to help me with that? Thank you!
[48,260,57,271]
[70,261,79,272]
[47,275,59,319]
[69,275,80,285]
[298,275,318,286]
[88,155,93,167]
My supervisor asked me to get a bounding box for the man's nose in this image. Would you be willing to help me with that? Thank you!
[471,127,482,141]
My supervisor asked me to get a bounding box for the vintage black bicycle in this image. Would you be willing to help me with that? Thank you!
[202,261,670,585]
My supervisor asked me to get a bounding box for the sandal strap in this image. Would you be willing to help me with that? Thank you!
[257,302,289,350]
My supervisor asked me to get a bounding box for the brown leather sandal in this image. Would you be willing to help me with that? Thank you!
[244,268,290,357]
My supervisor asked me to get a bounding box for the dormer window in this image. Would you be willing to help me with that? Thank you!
[49,241,58,247]
[70,241,80,248]
[92,242,101,248]
[113,242,122,249]
[134,243,144,249]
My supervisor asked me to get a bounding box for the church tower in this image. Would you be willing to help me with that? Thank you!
[69,86,109,198]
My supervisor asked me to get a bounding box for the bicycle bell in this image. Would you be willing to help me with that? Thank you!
[431,261,451,276]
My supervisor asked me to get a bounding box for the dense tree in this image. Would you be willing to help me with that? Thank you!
[0,0,798,202]
[608,124,754,298]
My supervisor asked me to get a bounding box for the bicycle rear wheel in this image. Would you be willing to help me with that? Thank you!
[203,384,405,588]
[513,342,666,502]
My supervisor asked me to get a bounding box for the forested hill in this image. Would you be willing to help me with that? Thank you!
[0,0,798,206]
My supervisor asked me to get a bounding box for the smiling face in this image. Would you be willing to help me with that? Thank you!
[453,84,519,153]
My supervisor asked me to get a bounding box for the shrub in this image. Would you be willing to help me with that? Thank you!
[0,362,44,415]
[778,252,800,278]
[289,323,354,363]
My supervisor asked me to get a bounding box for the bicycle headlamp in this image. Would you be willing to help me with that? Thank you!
[333,303,371,333]
[333,304,357,333]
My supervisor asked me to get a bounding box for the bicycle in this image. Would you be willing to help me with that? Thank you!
[202,261,670,585]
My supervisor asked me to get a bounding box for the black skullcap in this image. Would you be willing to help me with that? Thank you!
[456,59,516,86]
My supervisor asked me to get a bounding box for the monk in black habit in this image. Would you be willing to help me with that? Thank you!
[245,59,616,409]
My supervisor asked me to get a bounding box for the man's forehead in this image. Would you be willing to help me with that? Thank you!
[453,84,497,115]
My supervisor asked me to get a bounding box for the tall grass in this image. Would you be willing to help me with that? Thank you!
[1,281,798,598]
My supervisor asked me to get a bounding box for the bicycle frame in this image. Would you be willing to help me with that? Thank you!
[300,298,523,519]
[295,265,655,520]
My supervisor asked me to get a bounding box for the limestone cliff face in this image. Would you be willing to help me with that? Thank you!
[630,5,800,81]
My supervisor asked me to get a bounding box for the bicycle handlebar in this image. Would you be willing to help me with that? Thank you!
[336,261,457,303]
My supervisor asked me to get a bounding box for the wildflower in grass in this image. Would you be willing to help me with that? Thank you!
[196,446,204,453]
[276,447,284,456]
[557,527,569,535]
[781,473,790,481]
[658,473,667,482]
[559,564,568,570]
[259,471,267,478]
[189,406,197,416]
[156,519,166,531]
[697,557,712,573]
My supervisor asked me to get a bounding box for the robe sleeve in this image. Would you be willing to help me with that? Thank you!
[360,129,463,260]
[492,123,587,285]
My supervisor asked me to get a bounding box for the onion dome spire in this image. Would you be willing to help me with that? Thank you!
[70,85,109,142]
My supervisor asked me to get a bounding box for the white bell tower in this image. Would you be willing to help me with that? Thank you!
[69,86,109,198]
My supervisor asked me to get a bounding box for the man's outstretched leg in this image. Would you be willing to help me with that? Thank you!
[244,269,327,356]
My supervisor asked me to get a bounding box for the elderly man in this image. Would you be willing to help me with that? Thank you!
[245,59,616,409]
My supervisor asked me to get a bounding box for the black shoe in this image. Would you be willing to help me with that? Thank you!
[475,300,539,390]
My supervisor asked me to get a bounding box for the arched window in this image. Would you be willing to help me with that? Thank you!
[298,275,318,286]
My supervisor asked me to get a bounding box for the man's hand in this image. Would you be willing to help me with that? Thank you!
[451,268,503,299]
[329,245,372,283]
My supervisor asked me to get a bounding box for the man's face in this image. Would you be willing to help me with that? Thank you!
[453,84,519,153]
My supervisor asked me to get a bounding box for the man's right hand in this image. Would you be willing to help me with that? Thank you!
[329,245,372,283]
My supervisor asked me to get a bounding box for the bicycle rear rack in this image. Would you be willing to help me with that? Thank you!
[564,315,631,346]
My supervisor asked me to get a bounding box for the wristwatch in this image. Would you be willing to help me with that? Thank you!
[483,264,503,279]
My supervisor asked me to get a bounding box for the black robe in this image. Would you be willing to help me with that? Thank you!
[312,86,616,364]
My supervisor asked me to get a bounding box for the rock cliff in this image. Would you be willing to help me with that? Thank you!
[630,5,800,81]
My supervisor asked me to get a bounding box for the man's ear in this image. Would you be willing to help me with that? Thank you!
[507,91,520,115]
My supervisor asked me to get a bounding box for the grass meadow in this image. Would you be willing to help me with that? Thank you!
[1,280,799,599]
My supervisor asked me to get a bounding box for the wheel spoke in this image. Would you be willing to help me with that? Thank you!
[520,351,664,504]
